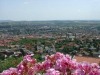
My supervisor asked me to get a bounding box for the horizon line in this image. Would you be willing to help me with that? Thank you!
[0,19,100,22]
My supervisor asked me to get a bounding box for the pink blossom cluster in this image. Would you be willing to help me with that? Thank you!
[0,52,100,75]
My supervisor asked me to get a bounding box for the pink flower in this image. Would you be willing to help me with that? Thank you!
[0,68,17,75]
[91,63,100,69]
[69,59,78,70]
[54,52,64,60]
[79,62,92,74]
[35,63,43,71]
[65,54,71,60]
[72,69,85,75]
[17,62,25,75]
[24,55,32,62]
[89,68,100,75]
[27,67,36,75]
[45,68,60,75]
[1,52,100,75]
[0,70,12,75]
[42,60,52,70]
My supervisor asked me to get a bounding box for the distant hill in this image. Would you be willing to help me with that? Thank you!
[0,20,100,22]
[0,20,13,22]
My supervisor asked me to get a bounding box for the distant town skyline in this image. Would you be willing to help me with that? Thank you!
[0,0,100,21]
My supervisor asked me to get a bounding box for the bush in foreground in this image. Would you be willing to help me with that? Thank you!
[0,52,100,75]
[0,57,22,73]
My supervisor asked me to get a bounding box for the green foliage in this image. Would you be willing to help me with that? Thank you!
[0,46,8,49]
[33,54,42,62]
[55,39,70,48]
[11,38,48,45]
[0,57,22,72]
[11,38,37,45]
[0,54,43,72]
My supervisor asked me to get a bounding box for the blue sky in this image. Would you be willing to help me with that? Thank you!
[0,0,100,21]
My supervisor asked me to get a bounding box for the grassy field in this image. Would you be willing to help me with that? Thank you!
[0,54,43,72]
[0,57,23,72]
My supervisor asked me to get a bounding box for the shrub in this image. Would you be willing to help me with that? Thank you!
[0,52,100,75]
[0,57,22,72]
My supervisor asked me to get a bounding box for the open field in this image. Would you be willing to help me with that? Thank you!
[75,56,100,64]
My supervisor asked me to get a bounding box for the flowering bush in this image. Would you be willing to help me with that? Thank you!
[0,52,100,75]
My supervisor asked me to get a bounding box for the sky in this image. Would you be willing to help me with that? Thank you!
[0,0,100,21]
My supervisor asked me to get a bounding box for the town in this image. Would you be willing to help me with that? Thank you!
[0,20,100,72]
